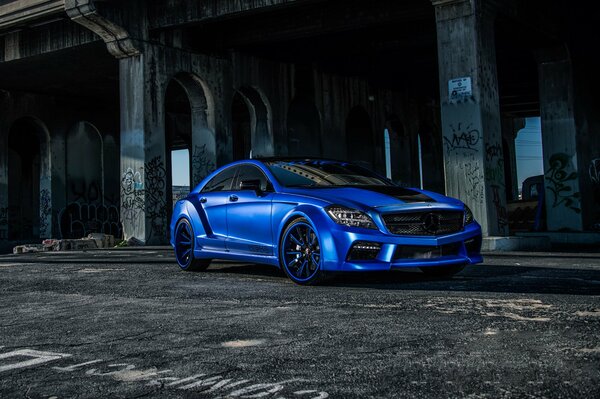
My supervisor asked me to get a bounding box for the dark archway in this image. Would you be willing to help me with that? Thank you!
[62,121,120,239]
[165,79,193,222]
[418,121,445,193]
[385,115,412,185]
[232,87,273,159]
[232,91,252,160]
[287,97,321,157]
[346,106,375,170]
[7,117,50,240]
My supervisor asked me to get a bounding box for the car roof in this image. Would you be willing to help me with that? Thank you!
[255,157,347,163]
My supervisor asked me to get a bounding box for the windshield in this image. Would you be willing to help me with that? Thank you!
[264,160,394,187]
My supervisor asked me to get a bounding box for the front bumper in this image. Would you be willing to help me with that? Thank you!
[319,221,483,272]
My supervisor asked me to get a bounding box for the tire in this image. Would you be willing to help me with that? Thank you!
[419,264,465,278]
[279,217,326,285]
[174,218,210,272]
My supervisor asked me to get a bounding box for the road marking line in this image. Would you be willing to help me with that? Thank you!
[166,373,206,386]
[228,380,299,397]
[205,379,250,392]
[0,349,72,373]
[179,375,223,390]
[53,359,104,372]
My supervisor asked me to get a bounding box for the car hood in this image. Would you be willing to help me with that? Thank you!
[284,186,464,211]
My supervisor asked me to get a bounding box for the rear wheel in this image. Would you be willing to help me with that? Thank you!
[175,218,210,271]
[419,264,465,278]
[280,218,325,285]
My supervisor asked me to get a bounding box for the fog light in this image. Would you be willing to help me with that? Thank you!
[347,241,382,261]
[464,236,482,254]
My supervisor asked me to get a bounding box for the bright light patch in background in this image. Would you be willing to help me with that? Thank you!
[515,117,544,193]
[171,149,190,187]
[384,128,392,179]
[417,133,424,189]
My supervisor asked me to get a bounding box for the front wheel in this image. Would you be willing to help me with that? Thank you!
[280,218,326,285]
[419,264,465,278]
[174,218,210,271]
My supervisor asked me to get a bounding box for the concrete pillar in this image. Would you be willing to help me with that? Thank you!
[432,0,508,236]
[51,126,67,238]
[501,117,524,201]
[119,42,225,244]
[119,53,170,245]
[538,54,583,231]
[0,92,8,240]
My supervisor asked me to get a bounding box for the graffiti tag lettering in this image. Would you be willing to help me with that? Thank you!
[444,123,481,152]
[545,153,581,213]
[590,158,600,185]
[491,184,508,231]
[39,188,51,238]
[192,144,216,186]
[59,203,121,239]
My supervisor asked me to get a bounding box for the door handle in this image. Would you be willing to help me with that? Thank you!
[200,197,207,204]
[229,195,238,202]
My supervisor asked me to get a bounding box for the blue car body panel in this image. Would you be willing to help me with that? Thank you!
[171,159,483,272]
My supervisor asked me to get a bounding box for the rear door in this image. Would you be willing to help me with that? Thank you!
[225,164,275,256]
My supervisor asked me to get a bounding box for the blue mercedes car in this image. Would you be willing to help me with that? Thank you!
[170,158,482,285]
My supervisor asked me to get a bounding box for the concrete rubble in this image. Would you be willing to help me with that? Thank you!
[13,234,116,254]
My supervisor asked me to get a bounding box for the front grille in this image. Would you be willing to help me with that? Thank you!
[382,211,464,236]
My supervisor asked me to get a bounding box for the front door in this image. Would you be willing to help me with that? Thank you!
[226,164,274,256]
[193,166,237,252]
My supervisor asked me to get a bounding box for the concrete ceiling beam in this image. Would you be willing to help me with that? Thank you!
[65,0,139,59]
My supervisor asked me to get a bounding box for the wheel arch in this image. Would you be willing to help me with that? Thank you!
[275,204,338,267]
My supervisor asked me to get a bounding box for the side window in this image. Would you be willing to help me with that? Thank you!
[201,167,237,193]
[234,165,271,191]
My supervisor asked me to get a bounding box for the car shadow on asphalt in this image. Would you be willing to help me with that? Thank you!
[205,262,600,296]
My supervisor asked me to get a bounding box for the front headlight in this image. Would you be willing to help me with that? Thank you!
[464,205,474,225]
[326,206,377,230]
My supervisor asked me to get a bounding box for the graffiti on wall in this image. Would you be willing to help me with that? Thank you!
[192,144,216,185]
[484,143,504,184]
[444,122,485,205]
[444,123,481,153]
[491,184,508,231]
[0,206,7,239]
[545,153,581,213]
[590,158,600,230]
[59,203,121,239]
[462,161,485,204]
[144,156,168,240]
[484,142,508,231]
[121,166,145,233]
[120,156,168,241]
[590,158,600,185]
[59,180,122,239]
[39,188,51,238]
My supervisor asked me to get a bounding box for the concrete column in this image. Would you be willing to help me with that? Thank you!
[0,96,8,240]
[0,90,11,240]
[119,52,170,245]
[50,126,67,239]
[501,117,524,201]
[432,0,507,236]
[120,55,148,243]
[538,55,583,231]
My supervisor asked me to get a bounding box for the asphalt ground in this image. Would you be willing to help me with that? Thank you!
[1,249,599,398]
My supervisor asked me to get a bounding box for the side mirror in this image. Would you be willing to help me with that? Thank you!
[239,179,262,194]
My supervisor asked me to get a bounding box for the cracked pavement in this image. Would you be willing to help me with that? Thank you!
[1,249,599,398]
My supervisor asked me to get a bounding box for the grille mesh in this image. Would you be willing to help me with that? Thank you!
[382,211,464,236]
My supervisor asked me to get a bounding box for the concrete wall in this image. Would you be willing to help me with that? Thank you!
[0,89,120,242]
